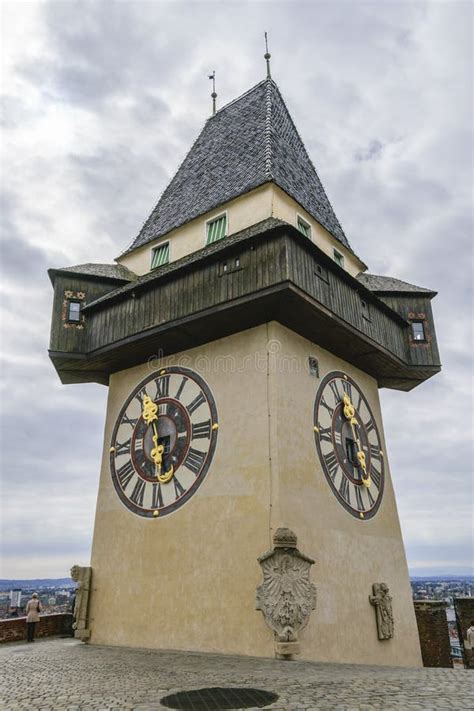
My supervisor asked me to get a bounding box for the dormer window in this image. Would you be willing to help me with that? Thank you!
[206,214,227,244]
[333,249,344,268]
[67,300,81,323]
[151,242,170,269]
[411,321,426,342]
[297,215,311,238]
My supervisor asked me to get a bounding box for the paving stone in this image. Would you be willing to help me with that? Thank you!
[0,638,472,710]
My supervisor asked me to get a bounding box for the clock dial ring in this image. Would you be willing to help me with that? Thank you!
[313,371,385,520]
[110,366,218,519]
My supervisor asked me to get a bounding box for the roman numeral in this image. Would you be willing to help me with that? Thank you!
[342,379,352,398]
[122,413,138,428]
[155,375,170,399]
[329,380,341,402]
[319,426,332,443]
[369,444,381,460]
[355,485,364,511]
[323,451,339,481]
[130,478,145,507]
[338,476,350,502]
[371,466,382,490]
[186,391,206,416]
[356,392,363,412]
[151,482,164,509]
[192,419,211,440]
[134,391,144,408]
[334,431,342,446]
[135,451,149,472]
[365,418,375,434]
[175,376,188,401]
[367,487,376,507]
[173,476,186,499]
[184,447,206,475]
[115,439,131,456]
[320,397,334,418]
[117,461,134,489]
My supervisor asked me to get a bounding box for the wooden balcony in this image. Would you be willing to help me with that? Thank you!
[49,219,440,390]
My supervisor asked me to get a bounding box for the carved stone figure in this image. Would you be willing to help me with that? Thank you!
[369,582,394,640]
[70,565,92,641]
[256,528,316,657]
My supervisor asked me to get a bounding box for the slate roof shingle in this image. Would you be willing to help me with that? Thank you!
[125,79,351,255]
[356,273,436,296]
[48,263,137,285]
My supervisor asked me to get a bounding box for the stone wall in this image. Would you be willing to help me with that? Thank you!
[0,614,73,643]
[413,601,452,668]
[454,597,474,669]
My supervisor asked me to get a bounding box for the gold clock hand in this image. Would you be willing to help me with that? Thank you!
[142,395,158,425]
[142,395,174,484]
[342,394,371,488]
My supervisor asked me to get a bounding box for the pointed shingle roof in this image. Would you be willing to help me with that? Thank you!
[126,79,351,254]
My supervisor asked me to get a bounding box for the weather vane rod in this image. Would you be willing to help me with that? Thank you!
[208,70,217,116]
[264,32,271,79]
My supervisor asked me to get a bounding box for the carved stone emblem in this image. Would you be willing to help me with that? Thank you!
[256,528,316,657]
[70,565,92,641]
[369,582,394,640]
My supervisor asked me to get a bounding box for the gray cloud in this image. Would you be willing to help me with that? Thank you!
[1,0,472,578]
[354,139,384,162]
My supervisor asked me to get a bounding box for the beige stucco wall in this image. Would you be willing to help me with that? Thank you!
[117,184,274,276]
[89,326,274,657]
[88,323,421,667]
[267,322,422,666]
[271,186,364,277]
[117,184,366,277]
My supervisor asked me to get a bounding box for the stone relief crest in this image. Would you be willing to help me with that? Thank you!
[369,582,394,640]
[71,565,92,641]
[256,528,316,657]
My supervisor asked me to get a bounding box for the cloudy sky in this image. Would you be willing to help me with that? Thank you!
[1,0,472,579]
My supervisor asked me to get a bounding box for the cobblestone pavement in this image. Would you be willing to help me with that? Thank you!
[0,637,472,710]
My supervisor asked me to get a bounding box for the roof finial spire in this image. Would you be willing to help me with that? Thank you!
[264,32,271,79]
[208,71,217,116]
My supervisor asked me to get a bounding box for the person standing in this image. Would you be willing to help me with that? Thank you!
[25,593,41,642]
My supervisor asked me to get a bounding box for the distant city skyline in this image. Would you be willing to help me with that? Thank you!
[1,1,472,578]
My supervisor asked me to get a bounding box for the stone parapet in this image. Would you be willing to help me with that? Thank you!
[0,613,73,643]
[454,597,474,669]
[413,600,452,668]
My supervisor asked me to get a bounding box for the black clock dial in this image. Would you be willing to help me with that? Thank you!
[313,371,384,520]
[110,367,218,518]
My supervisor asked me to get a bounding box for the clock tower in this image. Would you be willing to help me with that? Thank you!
[48,68,440,667]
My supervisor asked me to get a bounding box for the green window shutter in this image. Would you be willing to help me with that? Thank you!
[297,217,311,238]
[151,243,170,269]
[333,250,344,267]
[207,215,227,244]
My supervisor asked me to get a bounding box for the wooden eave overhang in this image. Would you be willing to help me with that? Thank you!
[376,289,438,298]
[49,219,441,391]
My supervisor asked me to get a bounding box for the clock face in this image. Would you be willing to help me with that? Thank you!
[313,371,385,520]
[110,367,218,518]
